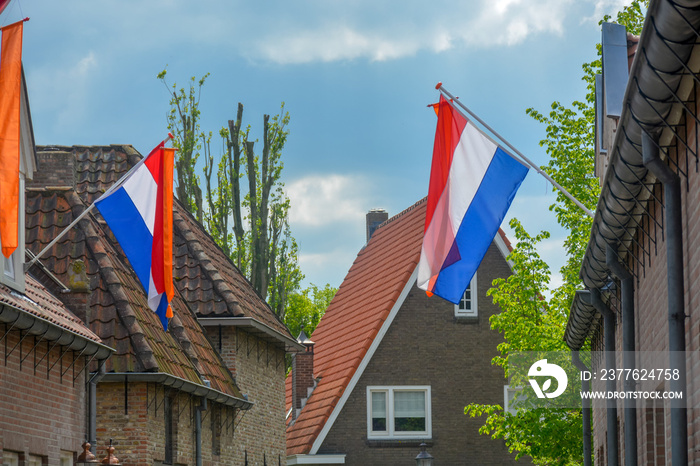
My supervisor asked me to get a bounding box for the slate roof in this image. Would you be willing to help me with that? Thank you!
[285,198,511,454]
[23,144,292,402]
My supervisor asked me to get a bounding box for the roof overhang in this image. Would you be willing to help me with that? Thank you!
[567,0,700,348]
[564,290,599,351]
[0,303,114,360]
[198,316,304,352]
[287,454,346,465]
[100,372,254,410]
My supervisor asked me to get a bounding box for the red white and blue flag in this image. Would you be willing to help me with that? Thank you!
[95,143,175,330]
[417,96,528,303]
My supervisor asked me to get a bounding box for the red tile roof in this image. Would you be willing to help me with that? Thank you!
[285,198,511,454]
[286,198,427,455]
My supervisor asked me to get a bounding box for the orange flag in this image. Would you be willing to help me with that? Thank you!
[0,20,24,258]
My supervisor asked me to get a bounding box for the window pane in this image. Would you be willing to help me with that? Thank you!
[3,452,19,466]
[371,391,387,432]
[4,253,15,279]
[459,284,471,310]
[394,391,426,432]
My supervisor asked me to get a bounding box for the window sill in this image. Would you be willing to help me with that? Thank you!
[454,314,479,324]
[366,439,433,448]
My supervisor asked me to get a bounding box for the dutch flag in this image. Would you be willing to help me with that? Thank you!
[417,95,528,304]
[95,142,175,330]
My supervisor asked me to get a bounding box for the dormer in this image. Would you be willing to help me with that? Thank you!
[0,69,36,293]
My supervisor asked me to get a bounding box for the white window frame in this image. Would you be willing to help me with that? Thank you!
[454,273,477,317]
[503,385,524,415]
[366,385,431,440]
[26,455,42,466]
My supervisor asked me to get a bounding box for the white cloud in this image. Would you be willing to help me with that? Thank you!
[586,0,635,24]
[250,0,576,64]
[287,173,371,227]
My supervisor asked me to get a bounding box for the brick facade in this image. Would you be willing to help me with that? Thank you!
[96,381,245,465]
[0,331,86,464]
[317,244,526,465]
[589,58,700,466]
[206,326,288,465]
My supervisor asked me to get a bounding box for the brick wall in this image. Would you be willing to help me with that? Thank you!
[27,149,76,188]
[0,330,86,465]
[318,243,529,465]
[208,327,288,465]
[292,345,314,412]
[96,381,242,465]
[591,85,700,465]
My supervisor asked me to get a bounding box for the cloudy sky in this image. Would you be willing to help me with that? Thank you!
[4,0,631,291]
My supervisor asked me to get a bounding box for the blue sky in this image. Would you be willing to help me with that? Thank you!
[3,0,630,291]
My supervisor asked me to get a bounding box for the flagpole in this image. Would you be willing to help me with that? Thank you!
[25,133,174,271]
[436,83,594,219]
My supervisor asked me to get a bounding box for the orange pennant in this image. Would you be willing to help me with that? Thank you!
[0,20,24,258]
[162,147,175,316]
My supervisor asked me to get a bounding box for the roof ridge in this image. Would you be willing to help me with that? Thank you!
[375,196,427,232]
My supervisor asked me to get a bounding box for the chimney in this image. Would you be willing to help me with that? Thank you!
[27,148,77,189]
[292,330,315,420]
[366,209,388,242]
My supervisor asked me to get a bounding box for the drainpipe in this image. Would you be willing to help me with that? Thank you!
[642,131,687,466]
[88,361,107,455]
[571,350,592,466]
[606,244,637,466]
[195,379,210,466]
[590,288,619,466]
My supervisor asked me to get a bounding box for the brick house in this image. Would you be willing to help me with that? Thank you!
[286,199,526,465]
[24,144,300,465]
[0,274,113,466]
[0,75,113,465]
[564,2,700,465]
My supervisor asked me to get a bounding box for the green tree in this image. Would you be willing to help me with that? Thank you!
[158,72,305,320]
[203,102,304,320]
[157,69,208,223]
[285,283,337,338]
[465,2,647,464]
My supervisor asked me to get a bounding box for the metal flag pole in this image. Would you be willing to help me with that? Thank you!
[24,133,174,271]
[436,83,594,219]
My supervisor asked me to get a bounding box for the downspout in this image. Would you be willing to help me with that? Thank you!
[606,244,637,466]
[88,361,107,455]
[590,288,619,466]
[642,131,688,466]
[195,379,210,466]
[571,350,592,466]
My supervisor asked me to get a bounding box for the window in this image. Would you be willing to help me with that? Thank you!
[2,452,19,466]
[211,404,221,456]
[503,385,523,415]
[26,455,43,466]
[454,273,478,317]
[367,386,431,439]
[59,451,74,466]
[164,396,173,464]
